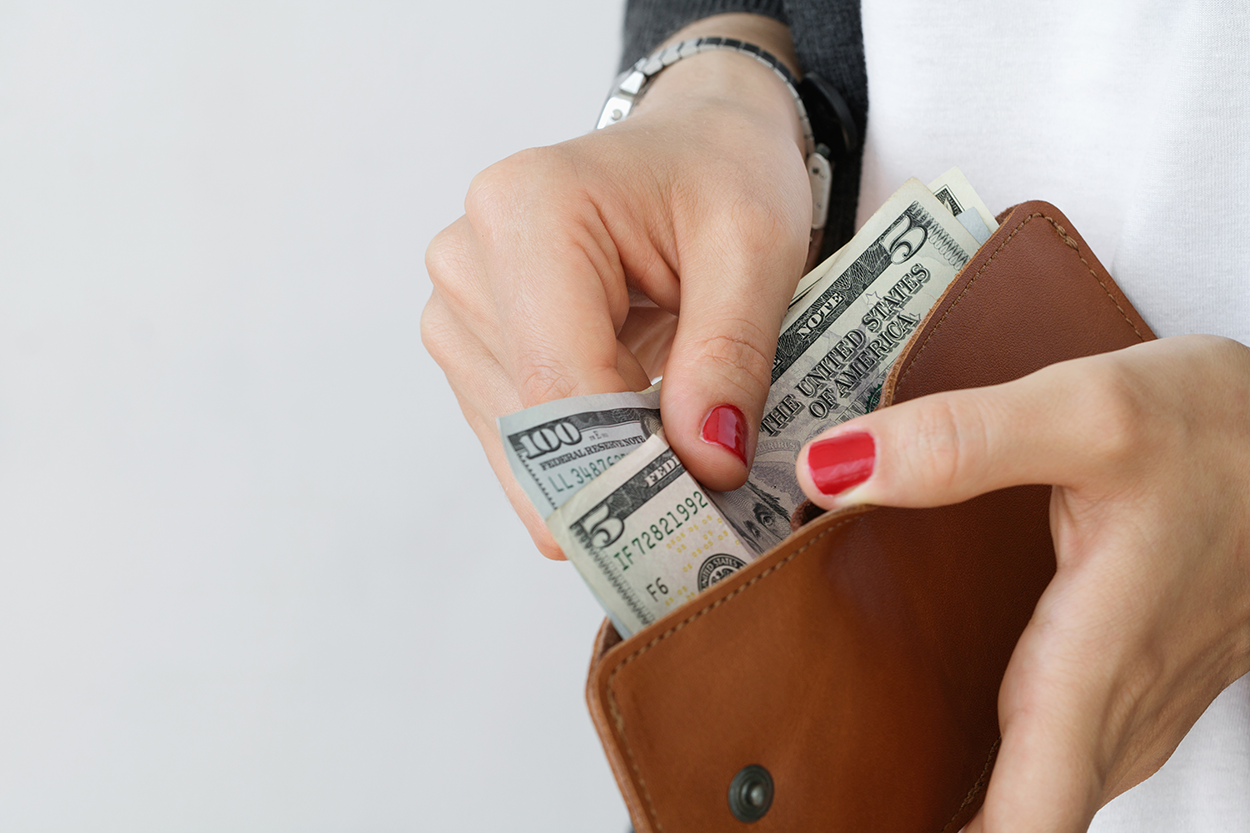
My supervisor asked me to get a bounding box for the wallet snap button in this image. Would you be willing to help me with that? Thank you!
[728,764,773,822]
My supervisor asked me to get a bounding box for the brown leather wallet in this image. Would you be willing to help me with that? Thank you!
[585,201,1156,832]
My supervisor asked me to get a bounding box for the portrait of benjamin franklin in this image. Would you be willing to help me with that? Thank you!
[714,479,793,553]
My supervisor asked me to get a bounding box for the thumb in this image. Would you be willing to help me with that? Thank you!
[660,213,807,491]
[960,721,1102,833]
[963,726,1101,833]
[961,607,1108,833]
[794,356,1117,510]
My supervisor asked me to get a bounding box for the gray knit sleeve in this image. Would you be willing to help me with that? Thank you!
[620,0,790,71]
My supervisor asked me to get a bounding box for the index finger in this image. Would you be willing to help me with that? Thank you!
[466,150,638,407]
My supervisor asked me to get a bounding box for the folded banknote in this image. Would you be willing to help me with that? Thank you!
[500,169,994,635]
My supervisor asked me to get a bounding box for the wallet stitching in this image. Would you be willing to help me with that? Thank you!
[939,736,1000,832]
[604,514,865,832]
[604,212,1147,831]
[898,212,1146,393]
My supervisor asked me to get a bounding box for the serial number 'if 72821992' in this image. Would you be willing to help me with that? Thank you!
[608,491,709,572]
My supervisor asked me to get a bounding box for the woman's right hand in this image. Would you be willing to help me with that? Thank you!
[421,15,815,558]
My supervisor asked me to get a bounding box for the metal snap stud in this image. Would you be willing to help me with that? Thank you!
[728,764,773,823]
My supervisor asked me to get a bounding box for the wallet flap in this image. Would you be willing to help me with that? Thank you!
[587,201,1154,833]
[883,201,1155,407]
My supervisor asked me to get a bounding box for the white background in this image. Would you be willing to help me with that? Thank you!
[0,1,629,830]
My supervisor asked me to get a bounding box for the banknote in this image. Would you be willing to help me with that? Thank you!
[928,167,998,244]
[788,167,993,314]
[498,388,661,515]
[712,178,981,549]
[503,172,991,632]
[546,433,756,637]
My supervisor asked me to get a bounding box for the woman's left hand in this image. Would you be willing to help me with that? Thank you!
[795,334,1250,833]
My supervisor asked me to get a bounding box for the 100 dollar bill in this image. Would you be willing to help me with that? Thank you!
[499,388,661,515]
[503,171,993,633]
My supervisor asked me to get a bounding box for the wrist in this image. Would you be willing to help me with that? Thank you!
[632,49,804,152]
[626,13,803,152]
[598,14,842,270]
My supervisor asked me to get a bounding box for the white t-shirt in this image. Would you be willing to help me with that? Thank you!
[858,1,1250,829]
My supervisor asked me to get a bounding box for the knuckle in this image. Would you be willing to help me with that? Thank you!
[424,224,467,291]
[515,353,580,407]
[465,147,566,226]
[419,297,456,367]
[464,166,509,224]
[687,324,773,403]
[423,222,487,315]
[1077,362,1150,464]
[908,395,986,492]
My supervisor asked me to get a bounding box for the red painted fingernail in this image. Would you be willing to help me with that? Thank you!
[700,404,748,466]
[807,432,875,496]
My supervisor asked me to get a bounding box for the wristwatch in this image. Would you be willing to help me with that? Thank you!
[596,37,859,251]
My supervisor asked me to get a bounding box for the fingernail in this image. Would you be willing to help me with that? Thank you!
[700,404,748,466]
[807,432,875,496]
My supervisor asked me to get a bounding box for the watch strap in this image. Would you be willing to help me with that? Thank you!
[598,37,817,156]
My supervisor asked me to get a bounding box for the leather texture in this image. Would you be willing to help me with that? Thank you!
[585,202,1156,833]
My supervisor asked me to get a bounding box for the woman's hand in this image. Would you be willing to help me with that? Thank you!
[796,334,1250,832]
[422,16,813,558]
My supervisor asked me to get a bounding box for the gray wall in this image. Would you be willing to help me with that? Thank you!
[0,2,628,829]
